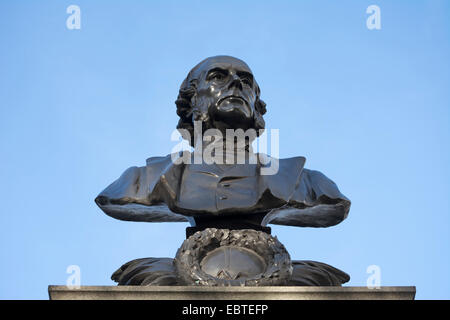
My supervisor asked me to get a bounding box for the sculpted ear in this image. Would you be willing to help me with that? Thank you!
[256,98,267,115]
[253,97,266,134]
[175,77,198,146]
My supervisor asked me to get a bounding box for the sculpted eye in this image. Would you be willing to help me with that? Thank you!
[211,72,225,81]
[207,69,228,82]
[242,77,252,86]
[237,72,253,87]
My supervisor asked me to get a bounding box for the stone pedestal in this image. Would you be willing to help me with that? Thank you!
[48,285,416,300]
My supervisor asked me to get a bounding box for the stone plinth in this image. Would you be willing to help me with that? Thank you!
[48,286,416,300]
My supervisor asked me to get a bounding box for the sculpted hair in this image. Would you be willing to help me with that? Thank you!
[175,76,267,146]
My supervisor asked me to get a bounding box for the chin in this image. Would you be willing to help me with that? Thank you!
[212,118,256,132]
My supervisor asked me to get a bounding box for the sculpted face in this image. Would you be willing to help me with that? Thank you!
[191,56,259,131]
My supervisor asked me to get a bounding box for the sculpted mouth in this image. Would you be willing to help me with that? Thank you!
[218,95,247,107]
[216,95,252,118]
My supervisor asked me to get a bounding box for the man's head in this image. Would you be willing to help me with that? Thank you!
[176,56,266,145]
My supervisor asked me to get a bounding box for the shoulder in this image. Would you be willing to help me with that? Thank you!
[301,169,337,185]
[299,168,350,203]
[146,154,174,166]
[258,155,306,200]
[146,152,186,169]
[258,154,306,176]
[96,154,175,203]
[118,165,144,178]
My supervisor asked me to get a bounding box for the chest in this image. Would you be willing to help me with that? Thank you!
[177,163,261,212]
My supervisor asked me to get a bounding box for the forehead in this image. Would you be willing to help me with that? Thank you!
[191,56,253,79]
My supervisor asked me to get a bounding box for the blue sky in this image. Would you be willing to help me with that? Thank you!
[0,0,449,299]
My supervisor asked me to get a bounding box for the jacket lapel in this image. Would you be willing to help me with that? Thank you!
[260,155,306,203]
[148,153,306,206]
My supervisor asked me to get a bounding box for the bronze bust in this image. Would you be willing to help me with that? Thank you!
[95,56,351,286]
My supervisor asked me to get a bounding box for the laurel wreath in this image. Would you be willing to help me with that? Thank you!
[174,228,292,286]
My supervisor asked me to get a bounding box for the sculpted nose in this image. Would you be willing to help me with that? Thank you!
[228,75,243,90]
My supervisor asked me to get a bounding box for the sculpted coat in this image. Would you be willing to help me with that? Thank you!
[95,152,350,229]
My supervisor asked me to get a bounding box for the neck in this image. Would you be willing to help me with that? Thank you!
[192,139,257,165]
